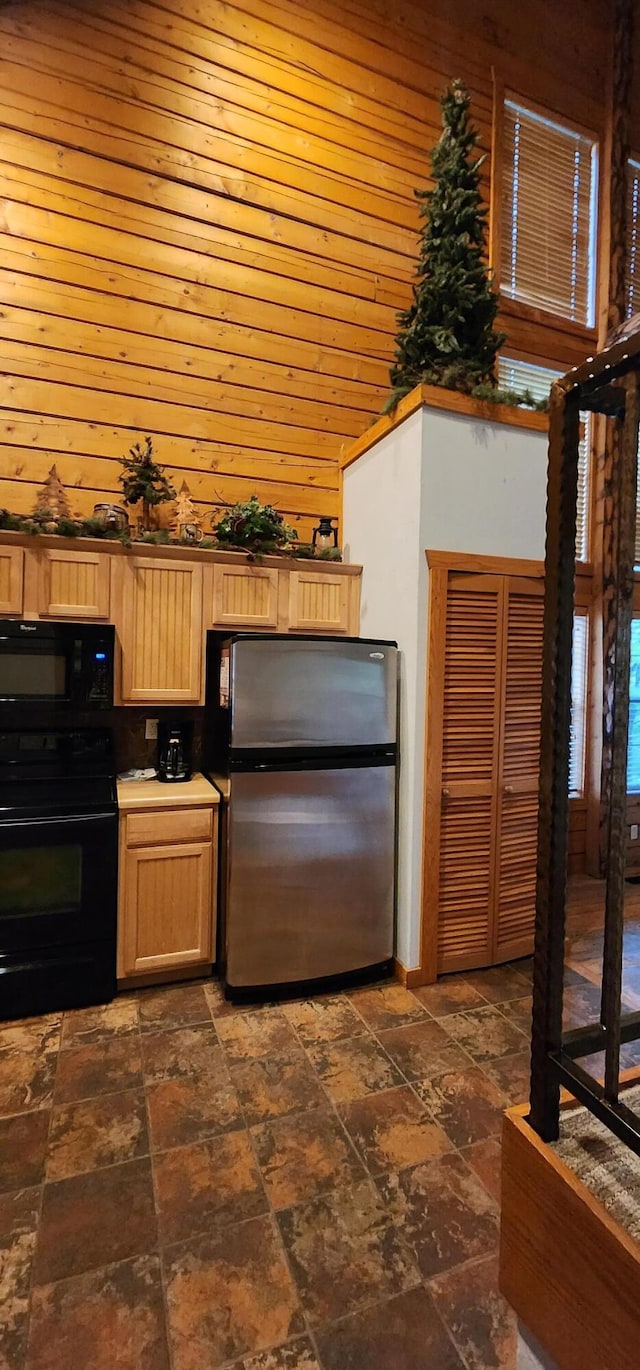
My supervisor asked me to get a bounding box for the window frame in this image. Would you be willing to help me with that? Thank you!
[491,81,599,358]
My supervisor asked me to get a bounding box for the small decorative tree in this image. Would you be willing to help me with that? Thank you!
[119,436,175,531]
[385,79,505,412]
[171,480,203,542]
[33,465,71,522]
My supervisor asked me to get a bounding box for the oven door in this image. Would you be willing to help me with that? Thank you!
[0,811,117,953]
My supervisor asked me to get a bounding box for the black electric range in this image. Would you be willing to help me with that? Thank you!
[0,728,118,1021]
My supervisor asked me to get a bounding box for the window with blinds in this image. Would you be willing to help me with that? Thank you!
[501,99,598,326]
[626,158,640,319]
[497,357,590,560]
[569,611,589,799]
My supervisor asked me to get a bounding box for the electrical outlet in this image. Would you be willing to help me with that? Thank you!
[145,718,158,741]
[632,824,639,842]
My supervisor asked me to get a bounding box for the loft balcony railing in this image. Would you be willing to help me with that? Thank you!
[530,319,640,1154]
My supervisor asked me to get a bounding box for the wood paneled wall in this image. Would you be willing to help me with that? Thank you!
[0,0,610,535]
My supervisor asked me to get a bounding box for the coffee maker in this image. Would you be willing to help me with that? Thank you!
[156,720,193,783]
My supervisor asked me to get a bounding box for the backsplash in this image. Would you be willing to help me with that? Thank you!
[113,708,205,773]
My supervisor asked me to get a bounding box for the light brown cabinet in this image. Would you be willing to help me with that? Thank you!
[37,548,111,619]
[0,545,23,614]
[117,779,218,983]
[119,555,204,703]
[211,562,280,629]
[0,534,362,701]
[288,568,352,634]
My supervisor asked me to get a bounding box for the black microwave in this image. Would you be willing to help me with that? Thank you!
[0,621,114,709]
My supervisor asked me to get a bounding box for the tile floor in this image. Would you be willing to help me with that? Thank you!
[2,877,640,1370]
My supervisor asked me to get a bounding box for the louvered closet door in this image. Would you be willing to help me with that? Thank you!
[493,578,544,961]
[437,575,503,973]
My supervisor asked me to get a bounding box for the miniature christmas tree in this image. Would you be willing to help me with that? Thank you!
[171,481,203,541]
[118,436,175,531]
[33,465,71,522]
[385,79,505,411]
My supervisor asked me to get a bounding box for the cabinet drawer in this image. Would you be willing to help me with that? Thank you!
[125,807,213,847]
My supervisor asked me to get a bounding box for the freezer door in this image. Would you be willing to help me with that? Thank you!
[229,637,397,750]
[225,766,395,987]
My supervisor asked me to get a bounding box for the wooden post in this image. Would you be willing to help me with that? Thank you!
[530,383,580,1142]
[586,0,634,873]
[602,375,640,1100]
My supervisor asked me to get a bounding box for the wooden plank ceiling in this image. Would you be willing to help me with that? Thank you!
[0,0,609,535]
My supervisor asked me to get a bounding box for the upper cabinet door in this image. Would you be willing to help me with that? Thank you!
[38,549,111,619]
[120,556,204,703]
[288,569,351,634]
[0,546,24,615]
[211,563,280,629]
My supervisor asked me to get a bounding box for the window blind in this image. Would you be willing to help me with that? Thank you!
[497,357,590,560]
[501,100,597,326]
[626,158,640,319]
[569,611,589,799]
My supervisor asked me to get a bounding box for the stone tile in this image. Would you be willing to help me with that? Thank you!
[137,983,211,1033]
[277,1177,420,1324]
[154,1130,267,1245]
[46,1090,149,1181]
[306,1035,403,1104]
[234,1338,321,1370]
[163,1214,303,1368]
[339,1085,452,1176]
[217,1008,300,1064]
[35,1156,157,1284]
[498,995,533,1035]
[25,1254,170,1370]
[282,995,366,1046]
[431,1253,517,1370]
[348,983,428,1032]
[413,1066,507,1148]
[141,1025,220,1084]
[0,1109,49,1194]
[377,1152,498,1278]
[204,980,254,1019]
[442,1005,527,1062]
[483,1051,531,1105]
[0,1016,60,1055]
[462,964,532,1004]
[412,979,487,1018]
[252,1106,364,1209]
[146,1068,242,1151]
[231,1052,326,1126]
[377,1019,471,1080]
[54,1036,143,1104]
[0,1019,60,1117]
[60,997,139,1050]
[460,1138,503,1204]
[315,1286,464,1370]
[0,1186,40,1370]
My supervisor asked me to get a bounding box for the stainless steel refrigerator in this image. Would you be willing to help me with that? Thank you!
[207,633,398,995]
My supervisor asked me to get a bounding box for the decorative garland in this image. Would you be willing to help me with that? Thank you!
[0,507,342,561]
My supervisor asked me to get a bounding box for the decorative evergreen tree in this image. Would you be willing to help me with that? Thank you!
[119,436,175,531]
[171,480,203,540]
[385,79,505,411]
[33,465,71,522]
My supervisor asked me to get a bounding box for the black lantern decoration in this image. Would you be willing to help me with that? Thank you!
[312,516,338,555]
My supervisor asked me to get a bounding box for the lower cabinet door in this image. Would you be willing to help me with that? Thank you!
[119,840,213,977]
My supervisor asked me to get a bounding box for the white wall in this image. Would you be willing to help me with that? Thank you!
[343,405,548,970]
[342,411,423,967]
